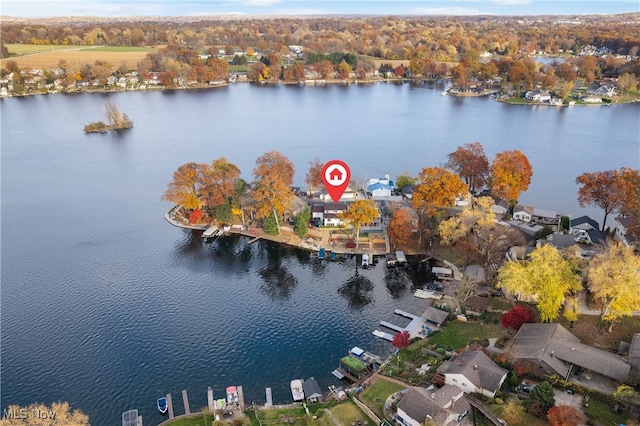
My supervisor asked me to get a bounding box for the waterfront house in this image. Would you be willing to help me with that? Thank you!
[367,174,395,198]
[510,323,630,383]
[525,89,551,102]
[513,205,533,222]
[302,377,323,404]
[587,85,616,97]
[570,216,606,245]
[422,306,450,328]
[615,215,640,249]
[435,350,508,398]
[532,207,558,225]
[490,199,510,218]
[395,385,471,426]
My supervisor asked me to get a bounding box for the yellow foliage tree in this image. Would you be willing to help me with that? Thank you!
[251,151,295,235]
[497,244,582,322]
[339,199,378,248]
[162,162,202,210]
[439,196,495,245]
[0,401,89,426]
[587,243,640,331]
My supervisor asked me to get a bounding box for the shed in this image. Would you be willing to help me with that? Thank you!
[422,307,450,328]
[303,377,323,404]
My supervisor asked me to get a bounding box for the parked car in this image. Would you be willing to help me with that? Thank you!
[426,282,444,292]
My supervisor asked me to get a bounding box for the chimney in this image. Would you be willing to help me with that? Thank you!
[474,364,478,371]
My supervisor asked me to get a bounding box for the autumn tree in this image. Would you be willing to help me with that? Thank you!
[339,199,378,248]
[199,157,241,211]
[163,162,202,210]
[412,167,468,245]
[387,208,413,248]
[395,173,417,190]
[337,60,352,79]
[617,73,638,95]
[0,401,89,426]
[489,149,532,213]
[619,167,640,216]
[497,244,582,322]
[252,151,295,235]
[586,243,640,332]
[547,405,586,426]
[439,196,495,245]
[305,158,323,195]
[392,330,411,349]
[500,305,535,331]
[576,169,629,230]
[445,142,489,195]
[559,80,574,100]
[104,101,132,129]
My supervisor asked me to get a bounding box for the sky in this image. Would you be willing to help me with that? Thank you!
[1,0,638,18]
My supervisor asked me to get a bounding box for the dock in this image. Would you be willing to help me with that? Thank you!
[265,388,273,407]
[208,386,214,412]
[182,389,190,415]
[237,385,245,411]
[248,236,261,244]
[372,329,394,341]
[202,225,220,238]
[166,393,174,419]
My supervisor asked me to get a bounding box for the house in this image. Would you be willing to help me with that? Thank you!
[395,385,471,426]
[510,323,630,383]
[513,205,533,222]
[525,89,551,102]
[302,377,323,404]
[320,186,358,202]
[490,199,510,217]
[422,306,450,328]
[581,95,602,103]
[615,215,640,249]
[570,216,606,245]
[435,350,508,398]
[538,233,577,250]
[532,208,558,225]
[400,185,415,199]
[587,85,616,97]
[367,174,395,198]
[464,296,489,314]
[322,202,348,227]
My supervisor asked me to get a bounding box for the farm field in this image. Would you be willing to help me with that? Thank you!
[1,44,156,71]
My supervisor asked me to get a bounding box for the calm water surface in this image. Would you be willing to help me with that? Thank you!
[1,83,638,425]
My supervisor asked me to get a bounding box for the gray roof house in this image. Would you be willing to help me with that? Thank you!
[395,385,472,426]
[422,306,450,328]
[510,323,630,382]
[570,216,606,246]
[435,350,508,398]
[302,377,323,404]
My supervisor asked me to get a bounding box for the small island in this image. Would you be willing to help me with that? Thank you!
[84,101,133,133]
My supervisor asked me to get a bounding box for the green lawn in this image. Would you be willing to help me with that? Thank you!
[326,400,372,426]
[583,394,628,426]
[162,413,216,425]
[359,378,407,419]
[426,320,508,350]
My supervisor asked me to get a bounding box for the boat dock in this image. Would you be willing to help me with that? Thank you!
[374,309,426,340]
[237,385,245,411]
[182,389,190,415]
[372,329,394,341]
[265,387,273,407]
[208,387,214,412]
[166,393,174,419]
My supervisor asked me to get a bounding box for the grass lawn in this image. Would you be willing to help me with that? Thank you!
[162,413,216,425]
[359,378,407,419]
[426,320,508,350]
[5,43,75,55]
[324,400,372,426]
[583,393,629,425]
[502,97,530,104]
[558,314,640,351]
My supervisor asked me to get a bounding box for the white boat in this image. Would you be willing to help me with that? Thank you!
[414,289,443,300]
[362,254,370,268]
[157,397,168,415]
[290,379,305,401]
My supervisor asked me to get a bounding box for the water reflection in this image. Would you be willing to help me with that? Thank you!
[258,265,298,300]
[338,272,374,307]
[384,268,409,299]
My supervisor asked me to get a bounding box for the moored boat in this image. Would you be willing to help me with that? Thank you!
[290,379,305,401]
[157,397,168,415]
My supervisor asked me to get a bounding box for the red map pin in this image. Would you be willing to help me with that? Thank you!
[322,160,351,203]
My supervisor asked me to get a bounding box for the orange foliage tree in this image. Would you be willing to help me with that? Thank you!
[387,208,413,248]
[547,405,586,426]
[162,162,202,210]
[199,157,241,211]
[412,167,468,245]
[305,158,324,195]
[489,149,532,213]
[576,168,636,231]
[446,142,489,195]
[251,151,295,235]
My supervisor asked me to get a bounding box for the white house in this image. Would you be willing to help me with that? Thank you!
[570,216,606,245]
[615,215,640,248]
[532,207,558,225]
[513,205,533,222]
[525,89,551,102]
[366,174,394,198]
[435,350,508,398]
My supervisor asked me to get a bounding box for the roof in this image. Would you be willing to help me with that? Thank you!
[397,386,469,426]
[533,208,557,219]
[422,306,450,326]
[464,296,489,312]
[616,215,640,242]
[367,182,393,192]
[436,350,507,393]
[630,333,640,359]
[511,323,630,382]
[570,216,599,230]
[340,356,366,372]
[302,377,322,397]
[542,233,576,249]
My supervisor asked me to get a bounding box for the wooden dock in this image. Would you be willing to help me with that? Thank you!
[207,386,215,412]
[237,385,245,411]
[248,236,261,244]
[166,393,174,419]
[182,389,190,415]
[265,387,273,407]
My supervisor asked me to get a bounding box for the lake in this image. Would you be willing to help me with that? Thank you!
[1,82,638,425]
